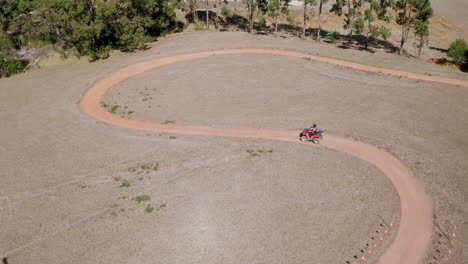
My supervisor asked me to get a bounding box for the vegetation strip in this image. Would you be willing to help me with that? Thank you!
[2,0,466,78]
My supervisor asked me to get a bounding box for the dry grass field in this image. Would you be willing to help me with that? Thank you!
[0,4,467,263]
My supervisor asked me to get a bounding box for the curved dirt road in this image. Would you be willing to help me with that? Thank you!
[79,49,468,263]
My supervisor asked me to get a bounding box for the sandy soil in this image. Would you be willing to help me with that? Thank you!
[1,32,467,264]
[430,0,468,31]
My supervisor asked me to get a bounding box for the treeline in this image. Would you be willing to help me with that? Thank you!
[195,1,465,67]
[1,1,466,78]
[231,0,432,55]
[0,0,182,77]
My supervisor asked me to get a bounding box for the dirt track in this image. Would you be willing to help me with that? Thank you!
[78,48,468,263]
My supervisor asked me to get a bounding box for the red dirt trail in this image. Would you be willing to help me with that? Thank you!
[79,49,467,263]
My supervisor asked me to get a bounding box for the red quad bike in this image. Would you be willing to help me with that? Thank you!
[299,128,324,144]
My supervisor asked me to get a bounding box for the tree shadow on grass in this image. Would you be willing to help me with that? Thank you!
[276,24,302,37]
[460,63,468,72]
[328,31,399,53]
[257,24,400,54]
[428,46,448,53]
[186,12,401,54]
[220,14,249,31]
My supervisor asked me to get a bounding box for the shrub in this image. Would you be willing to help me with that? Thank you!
[255,16,267,28]
[326,31,340,44]
[194,21,206,31]
[0,34,25,78]
[379,26,392,41]
[221,7,232,18]
[286,16,298,26]
[0,56,24,77]
[352,18,365,35]
[447,39,468,64]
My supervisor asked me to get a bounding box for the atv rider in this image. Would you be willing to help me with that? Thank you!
[308,124,318,136]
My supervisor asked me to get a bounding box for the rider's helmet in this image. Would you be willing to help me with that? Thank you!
[312,124,317,128]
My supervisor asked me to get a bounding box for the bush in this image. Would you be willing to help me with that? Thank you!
[85,46,111,62]
[326,31,340,44]
[0,55,24,77]
[0,34,25,78]
[194,21,206,31]
[379,26,392,41]
[352,18,365,35]
[286,16,299,26]
[221,7,232,18]
[255,16,267,28]
[447,39,468,64]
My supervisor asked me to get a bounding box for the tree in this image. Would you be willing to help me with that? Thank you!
[25,0,175,58]
[316,0,329,41]
[187,0,199,22]
[266,0,290,35]
[205,0,209,29]
[413,0,432,57]
[302,0,317,38]
[1,0,37,47]
[242,0,258,33]
[362,0,391,49]
[331,0,363,46]
[352,16,365,36]
[212,1,219,30]
[0,0,178,77]
[33,0,76,44]
[447,39,468,64]
[96,0,176,52]
[394,0,432,55]
[413,19,428,57]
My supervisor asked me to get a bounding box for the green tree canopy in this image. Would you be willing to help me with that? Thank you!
[447,39,468,64]
[394,0,432,54]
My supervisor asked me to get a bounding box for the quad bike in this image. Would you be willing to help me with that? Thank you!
[299,128,324,144]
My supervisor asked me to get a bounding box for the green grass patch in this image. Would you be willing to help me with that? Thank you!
[133,195,151,203]
[194,22,206,31]
[110,105,120,113]
[119,180,131,188]
[145,206,154,213]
